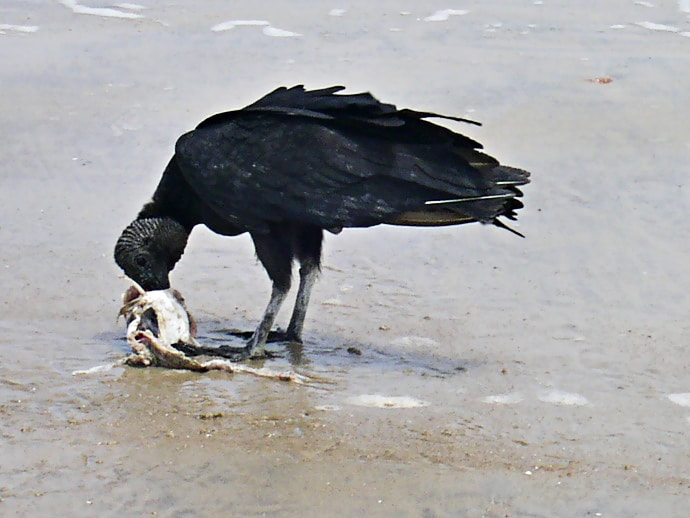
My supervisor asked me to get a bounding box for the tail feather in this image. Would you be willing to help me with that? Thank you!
[386,164,530,235]
[492,166,531,186]
[492,218,525,238]
[424,193,516,205]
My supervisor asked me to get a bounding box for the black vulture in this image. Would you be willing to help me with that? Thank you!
[115,85,530,359]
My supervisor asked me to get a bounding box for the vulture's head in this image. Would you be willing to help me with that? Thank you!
[115,218,189,291]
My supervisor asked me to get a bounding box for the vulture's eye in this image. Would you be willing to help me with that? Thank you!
[135,255,149,268]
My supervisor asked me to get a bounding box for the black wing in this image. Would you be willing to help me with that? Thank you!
[174,85,528,233]
[196,85,481,129]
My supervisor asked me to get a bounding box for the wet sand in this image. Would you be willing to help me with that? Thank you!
[2,1,690,516]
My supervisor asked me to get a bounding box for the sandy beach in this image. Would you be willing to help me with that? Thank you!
[1,1,689,516]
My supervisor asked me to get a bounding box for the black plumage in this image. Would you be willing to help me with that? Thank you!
[115,85,530,358]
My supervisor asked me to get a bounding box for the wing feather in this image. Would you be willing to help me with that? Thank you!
[173,86,528,232]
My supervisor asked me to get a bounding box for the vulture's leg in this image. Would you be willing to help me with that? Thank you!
[286,260,319,342]
[286,226,323,343]
[247,231,294,358]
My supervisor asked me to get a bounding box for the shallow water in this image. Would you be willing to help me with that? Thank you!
[2,0,690,516]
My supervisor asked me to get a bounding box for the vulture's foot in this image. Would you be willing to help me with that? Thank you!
[227,329,292,344]
[174,341,281,361]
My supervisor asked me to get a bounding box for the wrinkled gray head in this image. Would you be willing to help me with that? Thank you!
[114,218,189,291]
